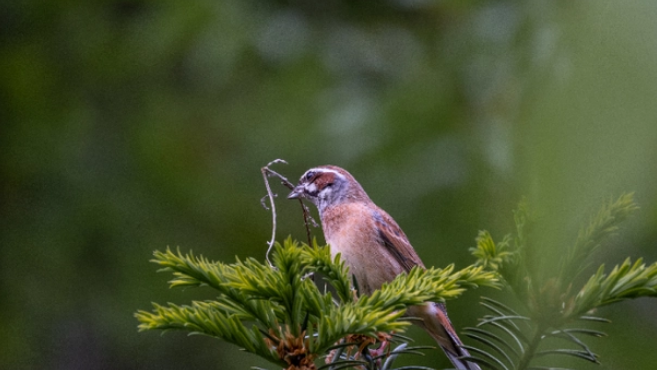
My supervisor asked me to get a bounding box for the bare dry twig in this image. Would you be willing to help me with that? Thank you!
[261,159,318,267]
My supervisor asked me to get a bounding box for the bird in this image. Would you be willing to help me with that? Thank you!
[287,165,480,370]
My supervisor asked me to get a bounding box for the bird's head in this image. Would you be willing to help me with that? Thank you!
[288,165,368,212]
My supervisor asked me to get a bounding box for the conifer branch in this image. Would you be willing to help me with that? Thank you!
[137,191,652,370]
[570,258,657,318]
[136,239,496,369]
[560,193,639,280]
[465,193,654,370]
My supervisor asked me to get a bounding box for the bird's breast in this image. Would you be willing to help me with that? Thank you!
[321,203,404,295]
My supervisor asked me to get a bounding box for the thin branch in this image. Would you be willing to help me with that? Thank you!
[261,160,319,247]
[517,324,547,370]
[261,159,288,267]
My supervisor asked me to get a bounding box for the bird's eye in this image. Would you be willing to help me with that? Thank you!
[305,171,315,181]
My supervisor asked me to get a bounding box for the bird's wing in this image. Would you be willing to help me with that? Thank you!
[371,208,425,272]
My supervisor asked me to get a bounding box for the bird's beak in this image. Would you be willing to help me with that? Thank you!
[287,186,304,199]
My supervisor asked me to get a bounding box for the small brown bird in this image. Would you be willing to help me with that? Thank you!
[288,165,480,370]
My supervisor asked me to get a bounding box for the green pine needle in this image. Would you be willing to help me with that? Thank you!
[464,194,655,370]
[561,193,639,280]
[570,258,657,318]
[136,237,496,369]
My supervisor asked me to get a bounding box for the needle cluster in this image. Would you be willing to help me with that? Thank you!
[135,238,497,370]
[466,193,657,370]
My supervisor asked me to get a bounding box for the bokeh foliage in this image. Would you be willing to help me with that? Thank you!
[2,1,657,369]
[467,194,657,370]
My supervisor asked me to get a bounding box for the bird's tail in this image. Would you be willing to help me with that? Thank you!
[440,342,480,370]
[413,302,481,370]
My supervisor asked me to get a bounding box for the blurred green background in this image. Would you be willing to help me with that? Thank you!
[2,1,657,369]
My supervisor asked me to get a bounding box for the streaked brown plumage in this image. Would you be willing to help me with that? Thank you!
[288,165,480,370]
